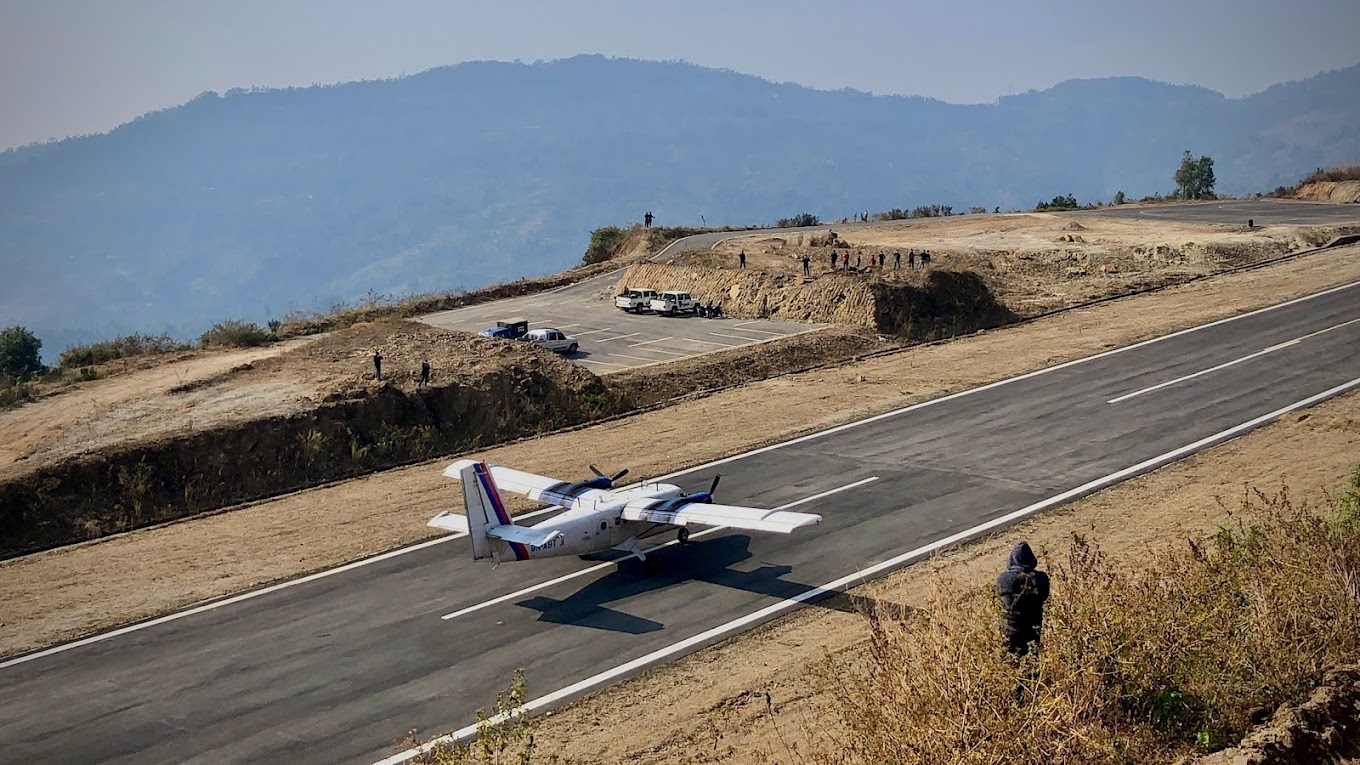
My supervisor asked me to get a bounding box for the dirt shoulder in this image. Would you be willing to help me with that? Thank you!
[2,244,1358,661]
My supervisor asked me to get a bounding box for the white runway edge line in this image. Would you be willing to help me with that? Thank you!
[376,375,1360,765]
[6,279,1356,672]
[440,477,879,621]
[1108,314,1360,404]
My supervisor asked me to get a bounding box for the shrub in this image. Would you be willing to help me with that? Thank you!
[581,225,628,265]
[1113,190,1126,205]
[0,325,44,381]
[775,213,821,227]
[1034,193,1080,211]
[814,484,1360,764]
[58,332,189,369]
[1300,165,1360,184]
[405,670,542,764]
[199,320,272,348]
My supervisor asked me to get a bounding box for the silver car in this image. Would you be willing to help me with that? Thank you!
[522,327,579,354]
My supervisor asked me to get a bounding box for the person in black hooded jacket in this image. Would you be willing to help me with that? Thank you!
[995,541,1050,657]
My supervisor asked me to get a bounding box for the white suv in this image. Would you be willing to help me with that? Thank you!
[649,290,698,316]
[615,288,658,312]
[522,328,579,354]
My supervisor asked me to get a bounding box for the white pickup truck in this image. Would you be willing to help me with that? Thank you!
[649,290,698,316]
[615,288,658,313]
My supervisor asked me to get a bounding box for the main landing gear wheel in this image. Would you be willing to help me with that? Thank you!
[677,527,691,545]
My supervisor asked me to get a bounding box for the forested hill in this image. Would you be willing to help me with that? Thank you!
[3,55,1358,355]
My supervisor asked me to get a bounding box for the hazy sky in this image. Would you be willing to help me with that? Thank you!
[3,0,1358,150]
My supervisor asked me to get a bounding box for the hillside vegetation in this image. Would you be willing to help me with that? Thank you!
[3,56,1359,356]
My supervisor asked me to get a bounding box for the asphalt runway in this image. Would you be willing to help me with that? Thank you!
[1075,199,1360,226]
[420,275,824,373]
[3,277,1358,764]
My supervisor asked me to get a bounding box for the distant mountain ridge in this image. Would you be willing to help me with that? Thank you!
[2,55,1358,356]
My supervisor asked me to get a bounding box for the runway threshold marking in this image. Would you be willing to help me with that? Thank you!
[9,278,1356,674]
[379,374,1360,765]
[1108,314,1360,404]
[439,476,879,621]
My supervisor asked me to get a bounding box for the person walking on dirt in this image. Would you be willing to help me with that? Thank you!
[996,541,1050,657]
[908,250,917,269]
[419,358,430,388]
[738,250,746,270]
[801,254,811,276]
[893,251,901,270]
[372,350,383,381]
[842,251,850,270]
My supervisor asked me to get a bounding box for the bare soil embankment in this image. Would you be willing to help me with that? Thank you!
[4,243,1358,663]
[1296,179,1360,204]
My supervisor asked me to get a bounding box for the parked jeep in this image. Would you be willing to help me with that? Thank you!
[649,290,698,316]
[477,317,530,340]
[615,288,658,312]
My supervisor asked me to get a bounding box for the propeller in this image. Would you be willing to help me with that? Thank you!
[589,464,630,487]
[686,474,722,503]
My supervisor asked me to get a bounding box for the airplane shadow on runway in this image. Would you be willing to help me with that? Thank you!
[515,534,914,634]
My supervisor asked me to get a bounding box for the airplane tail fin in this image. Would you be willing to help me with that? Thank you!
[459,460,510,561]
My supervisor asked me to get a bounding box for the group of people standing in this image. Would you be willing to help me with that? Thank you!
[820,248,933,273]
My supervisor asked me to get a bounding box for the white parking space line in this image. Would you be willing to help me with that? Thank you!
[572,328,613,336]
[731,321,763,327]
[381,377,1360,764]
[720,326,788,337]
[1108,315,1360,404]
[578,359,628,368]
[627,337,673,348]
[674,338,741,348]
[596,332,642,343]
[530,322,580,329]
[628,347,691,357]
[439,477,879,621]
[709,331,765,342]
[599,352,682,363]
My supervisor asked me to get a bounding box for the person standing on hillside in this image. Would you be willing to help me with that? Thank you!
[830,250,838,270]
[893,250,901,270]
[921,250,932,268]
[419,358,431,388]
[841,250,849,271]
[372,349,383,381]
[738,249,747,270]
[644,211,653,227]
[996,541,1050,657]
[801,253,811,276]
[908,250,917,269]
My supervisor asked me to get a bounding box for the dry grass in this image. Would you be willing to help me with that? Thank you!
[808,476,1360,765]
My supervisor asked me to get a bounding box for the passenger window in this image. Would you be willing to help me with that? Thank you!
[599,521,608,531]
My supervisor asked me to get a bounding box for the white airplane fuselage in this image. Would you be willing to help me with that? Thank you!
[498,483,686,560]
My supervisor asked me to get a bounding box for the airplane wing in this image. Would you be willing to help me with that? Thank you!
[486,524,564,547]
[443,459,613,509]
[620,497,821,534]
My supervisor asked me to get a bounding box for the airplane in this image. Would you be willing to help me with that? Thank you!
[428,459,822,565]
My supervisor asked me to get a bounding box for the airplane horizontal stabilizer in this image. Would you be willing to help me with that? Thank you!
[427,511,470,534]
[486,524,565,548]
